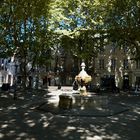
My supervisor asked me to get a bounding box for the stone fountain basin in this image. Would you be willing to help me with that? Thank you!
[37,92,129,117]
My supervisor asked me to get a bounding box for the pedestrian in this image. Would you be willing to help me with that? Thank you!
[47,71,51,86]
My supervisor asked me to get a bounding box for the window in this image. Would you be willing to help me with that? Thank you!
[123,59,129,69]
[0,59,4,65]
[99,59,104,69]
[8,58,11,63]
[136,60,140,69]
[111,59,116,70]
[111,46,116,53]
[123,46,129,53]
[99,47,105,54]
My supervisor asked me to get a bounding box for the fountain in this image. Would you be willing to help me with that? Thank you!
[75,62,92,96]
[58,62,92,109]
[36,62,129,117]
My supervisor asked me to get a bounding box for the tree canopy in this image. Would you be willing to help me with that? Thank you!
[105,0,140,59]
[1,0,140,63]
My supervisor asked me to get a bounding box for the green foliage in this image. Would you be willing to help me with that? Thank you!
[49,0,109,63]
[0,0,52,88]
[1,0,140,65]
[0,0,52,62]
[105,0,140,59]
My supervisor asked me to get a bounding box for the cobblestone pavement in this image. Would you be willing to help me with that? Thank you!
[0,86,140,140]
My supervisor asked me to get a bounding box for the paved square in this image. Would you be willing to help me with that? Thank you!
[0,87,140,140]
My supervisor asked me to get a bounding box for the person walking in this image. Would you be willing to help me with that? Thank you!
[47,71,51,86]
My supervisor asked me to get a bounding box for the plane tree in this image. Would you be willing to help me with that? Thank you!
[49,0,108,75]
[1,0,139,88]
[0,0,51,89]
[104,0,140,60]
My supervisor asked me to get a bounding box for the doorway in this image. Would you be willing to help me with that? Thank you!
[123,75,129,90]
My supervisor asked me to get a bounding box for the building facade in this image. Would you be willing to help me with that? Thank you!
[0,44,140,89]
[0,57,20,87]
[94,44,140,89]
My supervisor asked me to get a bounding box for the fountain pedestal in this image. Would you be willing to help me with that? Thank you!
[59,94,72,109]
